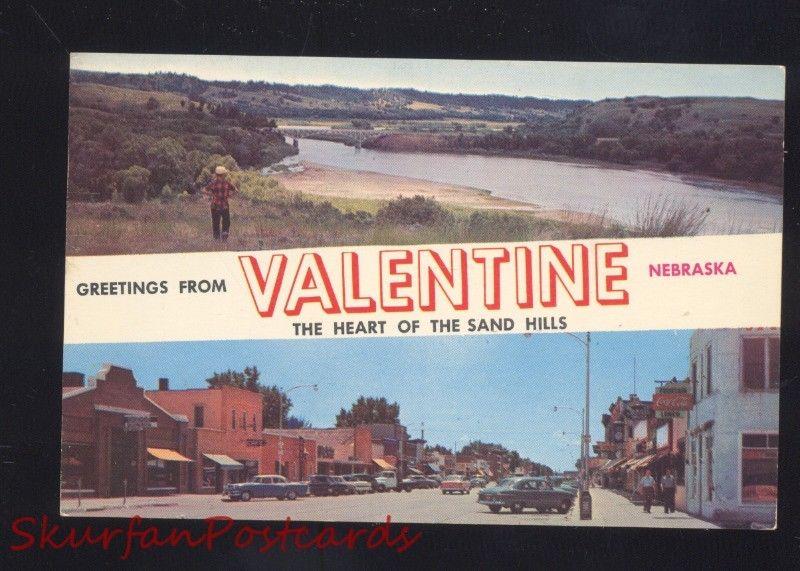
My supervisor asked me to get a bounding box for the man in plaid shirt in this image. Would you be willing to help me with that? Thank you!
[203,165,238,240]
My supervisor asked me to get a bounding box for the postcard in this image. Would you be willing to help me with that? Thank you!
[61,54,783,528]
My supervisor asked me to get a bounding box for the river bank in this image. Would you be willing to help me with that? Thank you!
[293,130,782,197]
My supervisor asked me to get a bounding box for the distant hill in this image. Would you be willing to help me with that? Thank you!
[70,70,587,121]
[363,95,784,188]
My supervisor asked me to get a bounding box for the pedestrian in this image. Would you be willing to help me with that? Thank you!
[660,468,677,514]
[203,165,238,240]
[638,469,656,513]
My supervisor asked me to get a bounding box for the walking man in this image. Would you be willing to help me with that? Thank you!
[660,468,677,514]
[203,166,237,240]
[638,469,656,513]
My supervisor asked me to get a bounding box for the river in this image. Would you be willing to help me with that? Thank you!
[270,138,782,234]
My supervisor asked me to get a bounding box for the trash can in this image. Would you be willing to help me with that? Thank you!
[579,490,592,520]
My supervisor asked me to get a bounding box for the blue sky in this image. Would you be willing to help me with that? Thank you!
[63,330,692,471]
[71,54,784,101]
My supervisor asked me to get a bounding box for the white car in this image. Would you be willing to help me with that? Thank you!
[342,475,373,494]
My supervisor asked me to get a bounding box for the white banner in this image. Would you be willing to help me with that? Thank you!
[63,233,782,344]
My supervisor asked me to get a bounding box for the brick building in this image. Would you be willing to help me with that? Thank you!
[147,383,317,489]
[61,365,191,498]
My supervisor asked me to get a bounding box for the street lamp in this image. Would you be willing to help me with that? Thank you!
[553,405,585,478]
[527,331,592,519]
[278,383,318,477]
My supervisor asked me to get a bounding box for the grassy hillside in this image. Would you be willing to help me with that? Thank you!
[70,69,586,121]
[362,96,784,188]
[68,82,297,201]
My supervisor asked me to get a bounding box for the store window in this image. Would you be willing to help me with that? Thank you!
[241,411,246,430]
[706,435,713,501]
[743,336,780,390]
[691,360,698,402]
[146,458,178,490]
[194,405,204,428]
[202,457,218,489]
[741,433,778,503]
[252,413,257,432]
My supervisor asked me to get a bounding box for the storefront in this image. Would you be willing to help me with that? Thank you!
[685,329,779,526]
[202,453,244,492]
[61,366,191,498]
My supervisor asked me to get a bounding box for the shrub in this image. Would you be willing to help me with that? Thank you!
[631,197,709,237]
[375,195,454,226]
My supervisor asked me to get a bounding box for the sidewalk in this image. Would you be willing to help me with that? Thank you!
[569,487,719,528]
[60,495,181,515]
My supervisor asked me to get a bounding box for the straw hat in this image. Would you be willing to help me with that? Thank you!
[214,165,228,175]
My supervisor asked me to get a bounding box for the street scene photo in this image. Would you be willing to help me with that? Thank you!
[66,55,784,255]
[60,327,778,529]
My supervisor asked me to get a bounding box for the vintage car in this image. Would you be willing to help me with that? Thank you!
[469,476,488,488]
[408,475,439,489]
[348,473,380,492]
[477,476,574,514]
[440,474,472,494]
[342,474,373,494]
[223,474,308,501]
[308,474,357,496]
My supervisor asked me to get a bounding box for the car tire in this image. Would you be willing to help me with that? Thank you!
[328,488,336,496]
[241,491,251,502]
[510,503,524,514]
[557,500,571,514]
[287,491,297,501]
[377,485,386,492]
[405,487,412,493]
[489,505,502,514]
[442,490,447,494]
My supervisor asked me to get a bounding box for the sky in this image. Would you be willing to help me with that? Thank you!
[63,329,693,472]
[70,53,784,101]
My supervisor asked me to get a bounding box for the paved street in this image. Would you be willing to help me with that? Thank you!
[62,487,717,528]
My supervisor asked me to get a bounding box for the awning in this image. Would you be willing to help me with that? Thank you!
[407,467,423,475]
[630,454,656,470]
[147,448,192,462]
[203,454,243,469]
[372,458,395,470]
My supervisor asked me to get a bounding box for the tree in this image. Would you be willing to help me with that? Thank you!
[115,165,150,203]
[261,385,292,429]
[425,444,452,455]
[145,137,187,194]
[146,96,160,111]
[335,396,400,427]
[285,415,311,429]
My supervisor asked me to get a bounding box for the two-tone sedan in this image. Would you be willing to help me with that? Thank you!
[477,476,574,514]
[440,474,472,495]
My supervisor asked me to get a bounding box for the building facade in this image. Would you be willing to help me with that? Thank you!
[685,328,779,526]
[146,383,266,492]
[61,365,191,498]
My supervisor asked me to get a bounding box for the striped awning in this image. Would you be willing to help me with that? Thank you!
[147,448,193,462]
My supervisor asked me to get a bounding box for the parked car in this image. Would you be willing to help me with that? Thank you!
[470,476,488,488]
[441,474,472,495]
[308,474,356,496]
[223,474,308,502]
[342,474,373,494]
[408,475,439,489]
[477,476,574,514]
[374,470,399,492]
[348,473,380,493]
